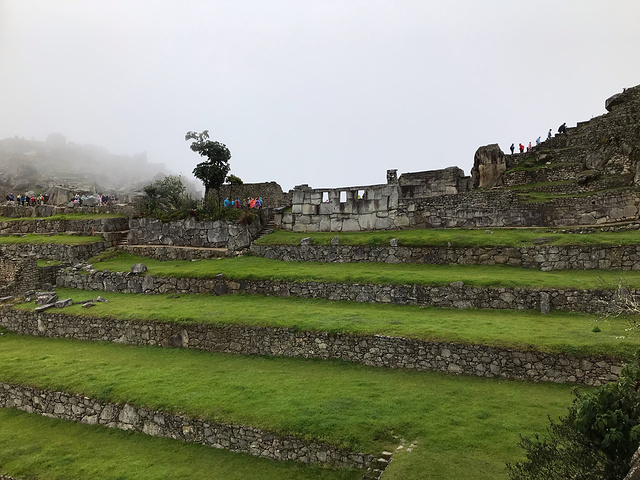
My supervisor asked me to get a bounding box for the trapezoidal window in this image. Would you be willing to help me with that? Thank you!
[339,191,347,203]
[357,189,365,199]
[322,192,329,203]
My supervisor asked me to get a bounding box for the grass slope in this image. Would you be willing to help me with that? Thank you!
[0,234,104,244]
[28,287,640,359]
[0,332,574,480]
[254,227,640,247]
[0,409,358,480]
[88,251,640,290]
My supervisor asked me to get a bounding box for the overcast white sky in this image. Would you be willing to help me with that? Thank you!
[1,1,639,192]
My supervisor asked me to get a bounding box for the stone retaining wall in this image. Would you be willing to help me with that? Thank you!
[0,217,129,235]
[0,255,38,297]
[128,217,264,251]
[0,309,623,385]
[250,243,640,271]
[56,269,621,314]
[0,382,371,469]
[0,204,134,219]
[0,241,111,263]
[120,245,228,261]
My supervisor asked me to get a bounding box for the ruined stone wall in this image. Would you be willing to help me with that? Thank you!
[216,181,288,209]
[0,309,623,385]
[0,382,371,469]
[0,204,134,218]
[0,255,38,296]
[249,242,640,271]
[278,182,406,232]
[127,216,264,251]
[56,269,621,314]
[0,217,129,236]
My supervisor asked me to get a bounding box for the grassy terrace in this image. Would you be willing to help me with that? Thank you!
[88,251,640,290]
[0,212,126,222]
[0,331,575,480]
[0,234,104,244]
[21,287,640,358]
[254,227,640,247]
[0,409,356,480]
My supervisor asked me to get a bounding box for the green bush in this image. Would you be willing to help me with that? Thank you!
[508,354,640,479]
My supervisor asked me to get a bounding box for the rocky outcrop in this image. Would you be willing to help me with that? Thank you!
[471,144,509,188]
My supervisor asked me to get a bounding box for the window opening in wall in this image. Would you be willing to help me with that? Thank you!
[357,189,365,199]
[322,192,329,203]
[340,191,347,203]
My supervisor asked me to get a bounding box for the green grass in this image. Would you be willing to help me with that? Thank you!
[0,332,575,479]
[37,259,63,267]
[0,409,357,480]
[87,251,640,290]
[255,227,640,247]
[518,186,631,204]
[504,161,581,173]
[29,287,640,359]
[0,213,126,222]
[0,234,104,244]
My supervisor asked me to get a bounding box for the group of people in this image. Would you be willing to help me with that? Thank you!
[5,193,49,206]
[223,197,264,209]
[509,123,568,155]
[73,194,116,206]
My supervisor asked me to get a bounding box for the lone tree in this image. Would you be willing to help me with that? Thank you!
[185,130,231,205]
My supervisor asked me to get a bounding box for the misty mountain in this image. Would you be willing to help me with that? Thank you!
[0,133,197,198]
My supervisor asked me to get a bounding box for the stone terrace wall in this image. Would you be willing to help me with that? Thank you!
[0,217,129,235]
[0,309,623,385]
[128,217,264,251]
[0,241,110,263]
[0,204,134,219]
[56,269,622,314]
[278,182,640,231]
[250,243,640,271]
[0,255,37,297]
[0,382,371,469]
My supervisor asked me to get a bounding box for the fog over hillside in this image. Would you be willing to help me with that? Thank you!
[0,133,201,198]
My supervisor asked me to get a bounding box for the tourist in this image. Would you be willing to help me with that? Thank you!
[558,123,567,134]
[536,137,541,145]
[548,129,552,140]
[249,198,255,209]
[224,197,231,208]
[519,143,524,153]
[510,143,515,155]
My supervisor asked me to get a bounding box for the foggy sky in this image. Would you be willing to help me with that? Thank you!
[1,0,639,192]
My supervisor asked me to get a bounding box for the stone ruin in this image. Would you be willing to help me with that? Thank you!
[275,83,640,232]
[0,253,40,298]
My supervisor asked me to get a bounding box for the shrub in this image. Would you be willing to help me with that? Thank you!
[508,354,640,479]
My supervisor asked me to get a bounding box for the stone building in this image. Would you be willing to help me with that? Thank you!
[276,84,640,232]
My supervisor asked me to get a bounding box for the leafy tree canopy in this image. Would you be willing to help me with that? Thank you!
[185,130,231,201]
